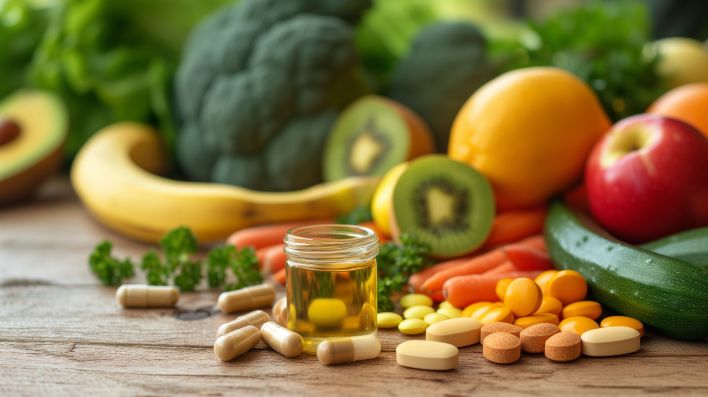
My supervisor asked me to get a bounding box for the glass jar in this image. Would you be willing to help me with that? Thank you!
[284,224,378,354]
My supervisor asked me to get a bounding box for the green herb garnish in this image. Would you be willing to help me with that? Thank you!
[377,234,431,312]
[336,205,373,225]
[88,241,135,286]
[206,245,262,291]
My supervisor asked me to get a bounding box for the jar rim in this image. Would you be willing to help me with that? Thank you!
[283,224,379,265]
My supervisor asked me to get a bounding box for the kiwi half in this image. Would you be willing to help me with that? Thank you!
[391,155,495,257]
[323,95,433,181]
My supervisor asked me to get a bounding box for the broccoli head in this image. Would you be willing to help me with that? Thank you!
[388,22,496,152]
[175,0,371,191]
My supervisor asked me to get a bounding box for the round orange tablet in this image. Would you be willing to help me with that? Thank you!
[534,270,558,294]
[514,313,559,329]
[495,278,513,301]
[545,270,587,305]
[535,296,563,317]
[504,278,542,317]
[559,316,599,335]
[562,301,602,320]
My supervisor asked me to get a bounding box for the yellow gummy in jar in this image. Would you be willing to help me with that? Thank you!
[308,298,347,328]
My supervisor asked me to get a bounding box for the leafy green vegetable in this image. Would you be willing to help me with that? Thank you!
[0,0,51,98]
[495,1,664,121]
[377,234,431,311]
[174,0,371,191]
[337,205,373,225]
[88,241,135,286]
[206,245,262,291]
[140,227,201,291]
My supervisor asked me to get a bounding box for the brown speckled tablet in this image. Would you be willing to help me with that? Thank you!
[520,323,559,353]
[482,333,521,364]
[480,322,523,344]
[545,331,581,362]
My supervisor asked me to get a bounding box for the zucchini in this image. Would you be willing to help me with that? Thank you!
[545,202,708,340]
[641,227,708,268]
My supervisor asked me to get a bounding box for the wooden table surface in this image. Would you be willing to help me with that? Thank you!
[1,178,707,396]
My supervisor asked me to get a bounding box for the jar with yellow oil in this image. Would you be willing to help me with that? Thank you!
[284,224,378,354]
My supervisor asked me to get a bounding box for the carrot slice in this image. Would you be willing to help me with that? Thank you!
[483,208,547,248]
[421,249,507,293]
[227,219,332,249]
[443,271,543,308]
[503,244,553,271]
[257,244,287,273]
[408,256,475,292]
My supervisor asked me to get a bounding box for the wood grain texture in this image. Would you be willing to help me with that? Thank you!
[1,178,707,396]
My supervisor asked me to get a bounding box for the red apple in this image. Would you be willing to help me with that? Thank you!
[585,114,708,243]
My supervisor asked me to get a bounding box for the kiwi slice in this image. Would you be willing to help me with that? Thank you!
[323,95,433,181]
[391,155,495,257]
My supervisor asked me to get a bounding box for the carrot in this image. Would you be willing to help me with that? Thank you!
[443,271,543,308]
[420,235,546,294]
[482,261,515,275]
[421,249,507,293]
[257,244,287,273]
[408,256,475,292]
[519,235,547,251]
[227,219,332,249]
[503,244,552,271]
[483,208,547,248]
[273,268,287,285]
[357,221,390,243]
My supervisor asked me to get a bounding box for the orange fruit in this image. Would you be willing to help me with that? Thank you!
[449,67,610,210]
[648,83,708,137]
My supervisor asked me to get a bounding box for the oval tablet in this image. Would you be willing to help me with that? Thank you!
[438,301,456,309]
[535,296,563,317]
[478,306,514,324]
[399,318,428,335]
[437,307,462,319]
[562,300,602,320]
[404,305,435,320]
[534,270,558,293]
[260,321,303,358]
[514,313,559,329]
[213,325,261,362]
[396,340,459,371]
[424,312,449,325]
[218,284,275,314]
[559,316,599,335]
[377,312,403,328]
[116,284,179,308]
[217,310,271,337]
[401,294,433,309]
[600,316,644,337]
[426,317,482,347]
[581,326,640,357]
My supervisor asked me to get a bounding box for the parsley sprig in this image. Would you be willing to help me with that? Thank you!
[377,234,431,312]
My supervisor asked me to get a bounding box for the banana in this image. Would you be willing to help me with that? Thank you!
[71,123,379,243]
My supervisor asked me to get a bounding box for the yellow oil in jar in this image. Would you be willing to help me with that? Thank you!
[286,258,377,354]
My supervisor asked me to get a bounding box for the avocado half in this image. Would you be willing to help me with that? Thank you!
[0,90,67,203]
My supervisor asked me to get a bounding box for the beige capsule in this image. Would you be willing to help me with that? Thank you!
[218,284,275,314]
[272,296,288,326]
[261,321,303,358]
[214,325,261,362]
[217,310,271,337]
[317,335,381,365]
[116,284,179,308]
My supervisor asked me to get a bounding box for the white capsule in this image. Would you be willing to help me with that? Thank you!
[116,284,179,308]
[317,335,381,365]
[217,284,275,314]
[217,310,271,337]
[213,325,261,362]
[260,321,303,358]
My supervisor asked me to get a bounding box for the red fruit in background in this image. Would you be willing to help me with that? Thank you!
[585,114,708,243]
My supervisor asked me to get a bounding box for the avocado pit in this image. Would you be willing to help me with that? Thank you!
[0,118,21,146]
